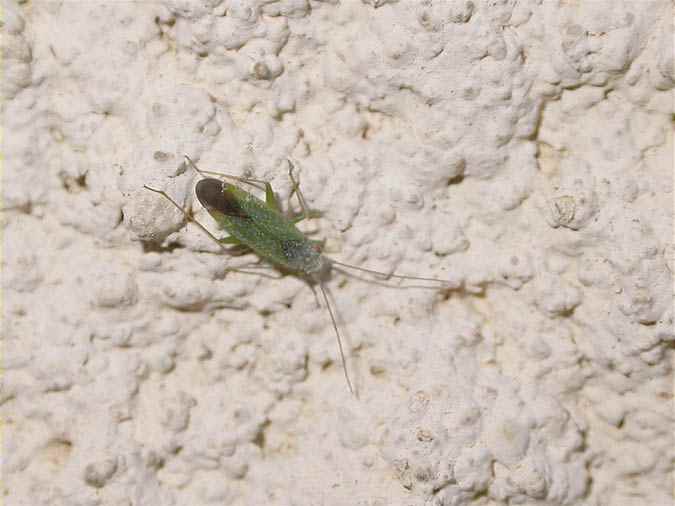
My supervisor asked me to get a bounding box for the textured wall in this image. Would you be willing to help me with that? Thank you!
[2,1,673,505]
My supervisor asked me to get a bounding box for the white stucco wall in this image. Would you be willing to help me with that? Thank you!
[2,1,673,505]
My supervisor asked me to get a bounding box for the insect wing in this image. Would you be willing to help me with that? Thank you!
[196,178,250,220]
[197,178,310,271]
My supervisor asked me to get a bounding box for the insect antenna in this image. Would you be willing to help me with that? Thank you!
[144,185,224,246]
[333,266,446,291]
[307,283,322,309]
[318,280,355,397]
[330,259,458,287]
[184,154,268,193]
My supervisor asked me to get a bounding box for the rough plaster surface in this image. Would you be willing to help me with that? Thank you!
[2,1,673,505]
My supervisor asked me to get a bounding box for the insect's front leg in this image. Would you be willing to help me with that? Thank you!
[218,236,253,256]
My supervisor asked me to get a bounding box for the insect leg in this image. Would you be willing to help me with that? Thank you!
[222,242,253,257]
[262,181,281,213]
[287,159,323,223]
[287,159,310,221]
[219,236,241,245]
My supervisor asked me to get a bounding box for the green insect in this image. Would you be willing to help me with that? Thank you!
[145,156,452,395]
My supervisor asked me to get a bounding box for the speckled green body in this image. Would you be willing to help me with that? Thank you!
[195,178,326,276]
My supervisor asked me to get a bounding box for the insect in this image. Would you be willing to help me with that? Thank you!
[145,155,454,395]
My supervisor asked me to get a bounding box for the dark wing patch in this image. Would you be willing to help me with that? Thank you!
[195,178,249,218]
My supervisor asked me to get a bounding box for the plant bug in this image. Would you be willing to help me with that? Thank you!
[144,155,456,395]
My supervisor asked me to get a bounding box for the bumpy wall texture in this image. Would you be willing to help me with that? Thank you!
[2,1,673,505]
